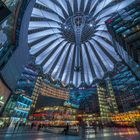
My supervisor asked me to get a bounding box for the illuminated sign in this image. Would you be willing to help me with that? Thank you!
[0,101,4,104]
[15,107,30,111]
[64,101,79,108]
[0,96,4,101]
[0,96,4,104]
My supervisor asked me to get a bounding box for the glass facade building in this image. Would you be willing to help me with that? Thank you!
[3,94,32,121]
[106,2,140,64]
[0,1,11,24]
[111,64,140,112]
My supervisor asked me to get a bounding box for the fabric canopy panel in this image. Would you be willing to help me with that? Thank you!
[28,0,134,88]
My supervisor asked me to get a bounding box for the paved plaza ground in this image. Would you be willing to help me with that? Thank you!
[0,127,140,140]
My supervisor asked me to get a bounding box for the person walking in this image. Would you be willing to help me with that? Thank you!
[31,122,34,130]
[17,121,23,132]
[13,121,19,133]
[37,124,41,131]
[135,121,140,133]
[65,123,69,135]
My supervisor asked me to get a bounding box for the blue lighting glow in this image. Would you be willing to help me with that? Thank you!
[15,108,29,114]
[17,101,28,107]
[23,96,32,102]
[20,95,32,102]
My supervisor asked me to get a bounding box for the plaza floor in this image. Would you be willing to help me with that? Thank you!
[0,127,139,140]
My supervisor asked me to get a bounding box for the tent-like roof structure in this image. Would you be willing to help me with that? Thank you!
[28,0,134,88]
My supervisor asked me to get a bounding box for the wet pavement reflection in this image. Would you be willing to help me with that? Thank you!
[83,127,140,140]
[0,127,139,140]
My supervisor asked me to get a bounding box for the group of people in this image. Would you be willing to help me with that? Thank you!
[13,121,27,132]
[13,121,43,132]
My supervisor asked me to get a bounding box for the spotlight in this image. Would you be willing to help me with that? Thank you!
[89,23,93,27]
[64,25,67,29]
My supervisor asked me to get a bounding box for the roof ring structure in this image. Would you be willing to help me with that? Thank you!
[28,0,134,88]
